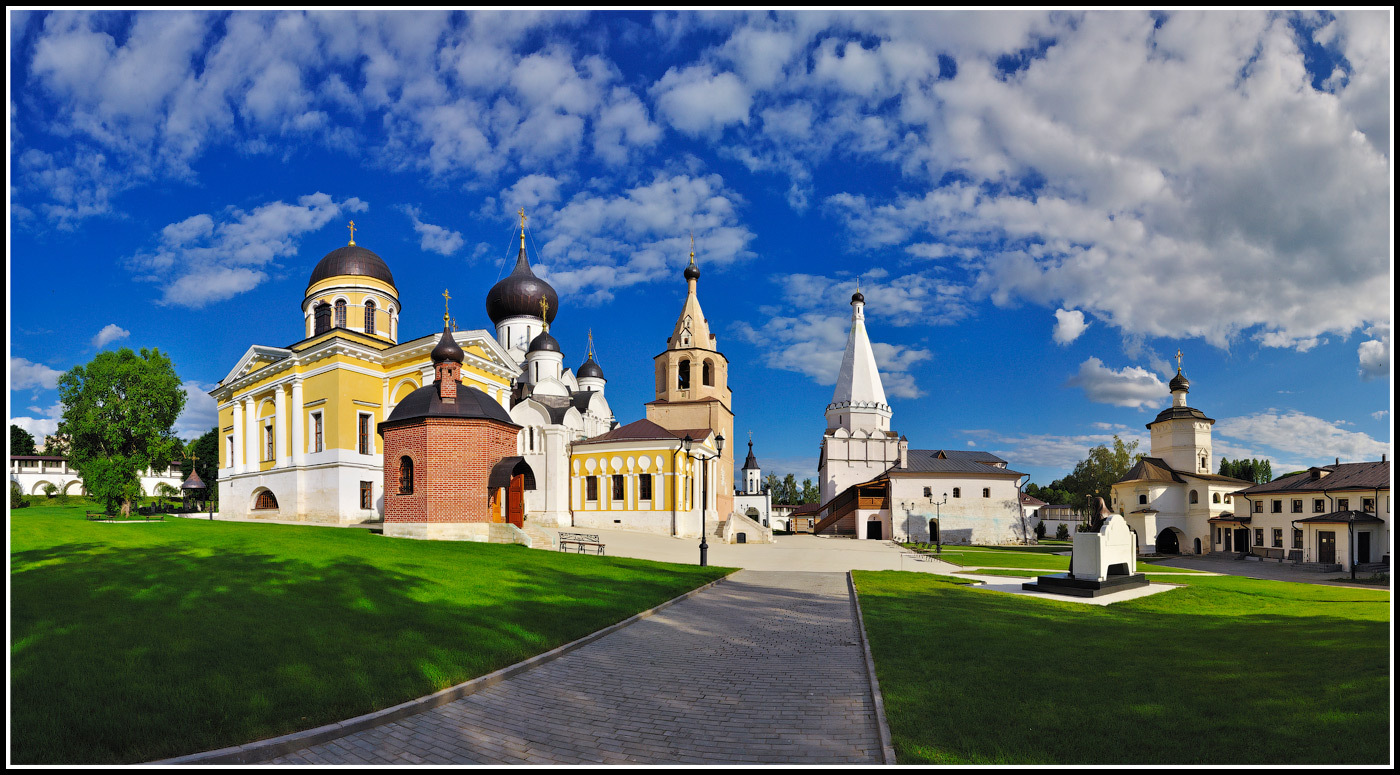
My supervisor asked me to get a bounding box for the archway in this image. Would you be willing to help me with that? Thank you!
[64,480,86,496]
[928,518,940,544]
[489,457,536,528]
[866,519,883,540]
[1155,528,1181,554]
[1193,537,1202,554]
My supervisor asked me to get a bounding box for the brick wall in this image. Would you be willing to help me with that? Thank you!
[382,417,518,524]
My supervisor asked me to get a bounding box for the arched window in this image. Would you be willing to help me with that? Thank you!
[1213,492,1221,503]
[1139,494,1147,505]
[1189,490,1199,504]
[314,302,332,335]
[677,360,691,390]
[952,488,961,498]
[364,300,376,334]
[399,456,414,494]
[703,359,713,387]
[982,487,990,498]
[334,299,347,328]
[254,490,278,510]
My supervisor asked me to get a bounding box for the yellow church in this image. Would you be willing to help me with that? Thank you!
[213,222,738,541]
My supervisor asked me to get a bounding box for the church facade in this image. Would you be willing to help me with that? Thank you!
[813,288,1030,544]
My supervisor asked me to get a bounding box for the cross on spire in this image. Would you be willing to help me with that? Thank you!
[689,232,695,265]
[348,220,356,246]
[540,297,550,332]
[1175,348,1184,373]
[519,207,527,249]
[442,288,451,325]
[587,328,595,358]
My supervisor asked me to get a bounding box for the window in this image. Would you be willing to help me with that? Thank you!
[586,476,598,501]
[1190,490,1199,504]
[1291,499,1302,513]
[398,457,414,494]
[1212,492,1220,504]
[1253,528,1263,546]
[364,300,376,335]
[639,474,652,500]
[314,302,331,334]
[1362,497,1375,513]
[334,299,347,328]
[1139,494,1148,505]
[265,424,275,461]
[982,487,990,498]
[360,481,373,510]
[1224,495,1231,503]
[1293,528,1303,549]
[952,488,961,498]
[1201,456,1207,469]
[677,360,690,390]
[1271,499,1282,513]
[226,435,233,465]
[1313,498,1325,513]
[254,490,278,510]
[1272,528,1283,547]
[612,474,624,500]
[703,359,713,386]
[312,412,323,453]
[358,414,371,455]
[923,487,932,498]
[1253,500,1263,513]
[1337,498,1349,511]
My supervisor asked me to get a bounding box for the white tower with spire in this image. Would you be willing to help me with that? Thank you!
[818,284,903,504]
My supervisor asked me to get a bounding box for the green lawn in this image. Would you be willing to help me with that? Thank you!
[906,545,1198,573]
[853,571,1390,764]
[11,503,732,764]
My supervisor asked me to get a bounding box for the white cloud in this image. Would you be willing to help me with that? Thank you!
[1371,410,1388,421]
[173,381,219,440]
[403,205,464,256]
[1358,323,1389,380]
[10,414,61,440]
[1052,308,1089,345]
[126,192,368,307]
[10,357,65,391]
[91,323,130,349]
[652,64,751,135]
[966,428,1149,472]
[1065,357,1167,409]
[1215,409,1391,464]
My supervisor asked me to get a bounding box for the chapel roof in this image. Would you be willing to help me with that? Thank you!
[307,244,396,291]
[486,242,559,325]
[381,382,516,427]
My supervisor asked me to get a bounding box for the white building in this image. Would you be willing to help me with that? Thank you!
[10,455,184,499]
[1230,459,1390,571]
[814,288,1030,543]
[1110,358,1253,554]
[732,440,774,528]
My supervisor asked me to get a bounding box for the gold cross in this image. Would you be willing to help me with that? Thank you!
[689,232,695,264]
[1175,348,1184,371]
[539,297,550,329]
[348,220,356,245]
[442,288,451,324]
[519,207,527,249]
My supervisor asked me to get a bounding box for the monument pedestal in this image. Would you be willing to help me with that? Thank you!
[1023,572,1149,598]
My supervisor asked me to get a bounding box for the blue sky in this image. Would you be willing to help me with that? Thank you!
[7,10,1393,487]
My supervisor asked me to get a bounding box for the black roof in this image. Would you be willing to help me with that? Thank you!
[742,441,760,470]
[577,354,604,380]
[1147,405,1213,428]
[486,245,559,325]
[430,325,464,364]
[528,330,561,353]
[307,244,396,290]
[891,449,1025,477]
[1293,510,1384,524]
[1234,461,1390,495]
[1169,370,1190,392]
[380,382,517,428]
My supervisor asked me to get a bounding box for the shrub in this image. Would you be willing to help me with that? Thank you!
[1035,521,1047,540]
[1056,523,1070,540]
[42,483,58,499]
[10,481,30,509]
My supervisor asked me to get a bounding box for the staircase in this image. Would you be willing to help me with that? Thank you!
[713,519,728,539]
[1355,562,1389,574]
[522,521,556,550]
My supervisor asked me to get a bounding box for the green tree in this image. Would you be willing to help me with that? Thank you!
[781,474,799,506]
[1061,435,1144,526]
[799,478,820,504]
[10,481,29,509]
[1056,523,1070,540]
[11,425,37,456]
[153,482,182,511]
[762,473,782,500]
[40,432,71,457]
[180,427,220,505]
[57,347,186,518]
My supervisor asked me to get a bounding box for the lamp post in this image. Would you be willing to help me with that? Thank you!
[933,493,948,554]
[682,432,725,566]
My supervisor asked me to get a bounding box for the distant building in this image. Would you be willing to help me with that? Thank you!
[1036,504,1079,537]
[732,440,773,528]
[790,503,820,533]
[10,455,184,499]
[1231,459,1390,571]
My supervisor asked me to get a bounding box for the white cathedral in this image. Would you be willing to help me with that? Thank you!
[813,287,1031,543]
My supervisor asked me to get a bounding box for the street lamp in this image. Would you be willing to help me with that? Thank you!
[682,432,725,566]
[933,492,948,554]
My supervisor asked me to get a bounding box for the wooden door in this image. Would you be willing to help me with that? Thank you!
[1357,531,1370,564]
[1318,531,1336,564]
[867,520,882,540]
[507,475,525,528]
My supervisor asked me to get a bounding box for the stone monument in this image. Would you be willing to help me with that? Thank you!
[1024,498,1150,598]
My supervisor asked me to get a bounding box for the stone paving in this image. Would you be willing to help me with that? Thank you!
[1143,553,1392,587]
[266,570,881,765]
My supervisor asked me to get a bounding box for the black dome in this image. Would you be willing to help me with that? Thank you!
[430,325,464,363]
[577,354,604,380]
[851,291,865,304]
[381,383,516,427]
[684,262,701,281]
[486,246,559,325]
[1169,371,1190,392]
[307,245,396,291]
[528,330,561,353]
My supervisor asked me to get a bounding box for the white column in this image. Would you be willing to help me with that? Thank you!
[291,380,305,466]
[244,397,258,470]
[232,400,244,473]
[274,385,290,467]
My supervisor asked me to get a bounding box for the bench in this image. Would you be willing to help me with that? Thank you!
[84,511,165,522]
[558,532,605,555]
[85,511,108,521]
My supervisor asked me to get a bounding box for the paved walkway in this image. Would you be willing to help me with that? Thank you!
[266,571,882,765]
[1142,554,1391,588]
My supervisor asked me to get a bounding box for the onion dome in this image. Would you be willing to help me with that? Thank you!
[528,330,561,353]
[1169,370,1190,392]
[307,244,396,290]
[577,353,605,380]
[381,383,516,427]
[430,323,464,364]
[684,262,701,281]
[851,290,865,304]
[486,245,559,325]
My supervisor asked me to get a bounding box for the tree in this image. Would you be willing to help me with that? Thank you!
[40,432,71,457]
[1056,523,1070,540]
[10,481,29,509]
[781,474,799,506]
[11,425,37,456]
[1060,435,1144,527]
[181,427,220,505]
[799,478,820,504]
[1218,457,1274,485]
[1034,520,1047,540]
[762,473,783,500]
[57,347,186,518]
[154,482,182,511]
[42,483,58,499]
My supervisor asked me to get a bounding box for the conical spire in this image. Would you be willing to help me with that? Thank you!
[670,236,713,350]
[831,285,888,408]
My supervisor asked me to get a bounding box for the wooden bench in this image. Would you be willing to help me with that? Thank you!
[85,511,108,521]
[558,532,605,555]
[1250,546,1286,561]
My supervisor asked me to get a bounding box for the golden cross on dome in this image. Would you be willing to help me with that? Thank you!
[348,220,356,246]
[1175,348,1184,372]
[689,232,695,265]
[539,297,550,332]
[519,207,527,249]
[442,288,451,324]
[587,328,595,358]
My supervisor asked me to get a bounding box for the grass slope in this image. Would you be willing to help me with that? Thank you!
[909,545,1198,573]
[853,571,1389,764]
[11,504,730,764]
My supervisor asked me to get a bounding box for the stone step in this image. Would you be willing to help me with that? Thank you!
[1355,562,1389,573]
[522,522,555,550]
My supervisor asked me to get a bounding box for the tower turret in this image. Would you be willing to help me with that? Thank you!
[741,438,762,495]
[1147,349,1214,474]
[826,279,892,434]
[486,209,558,361]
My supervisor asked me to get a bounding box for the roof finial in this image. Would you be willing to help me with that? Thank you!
[689,232,695,265]
[519,207,527,250]
[1175,348,1184,374]
[348,220,356,246]
[442,288,451,325]
[539,297,550,332]
[587,328,595,359]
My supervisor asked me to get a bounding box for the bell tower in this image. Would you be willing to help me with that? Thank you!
[645,239,735,518]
